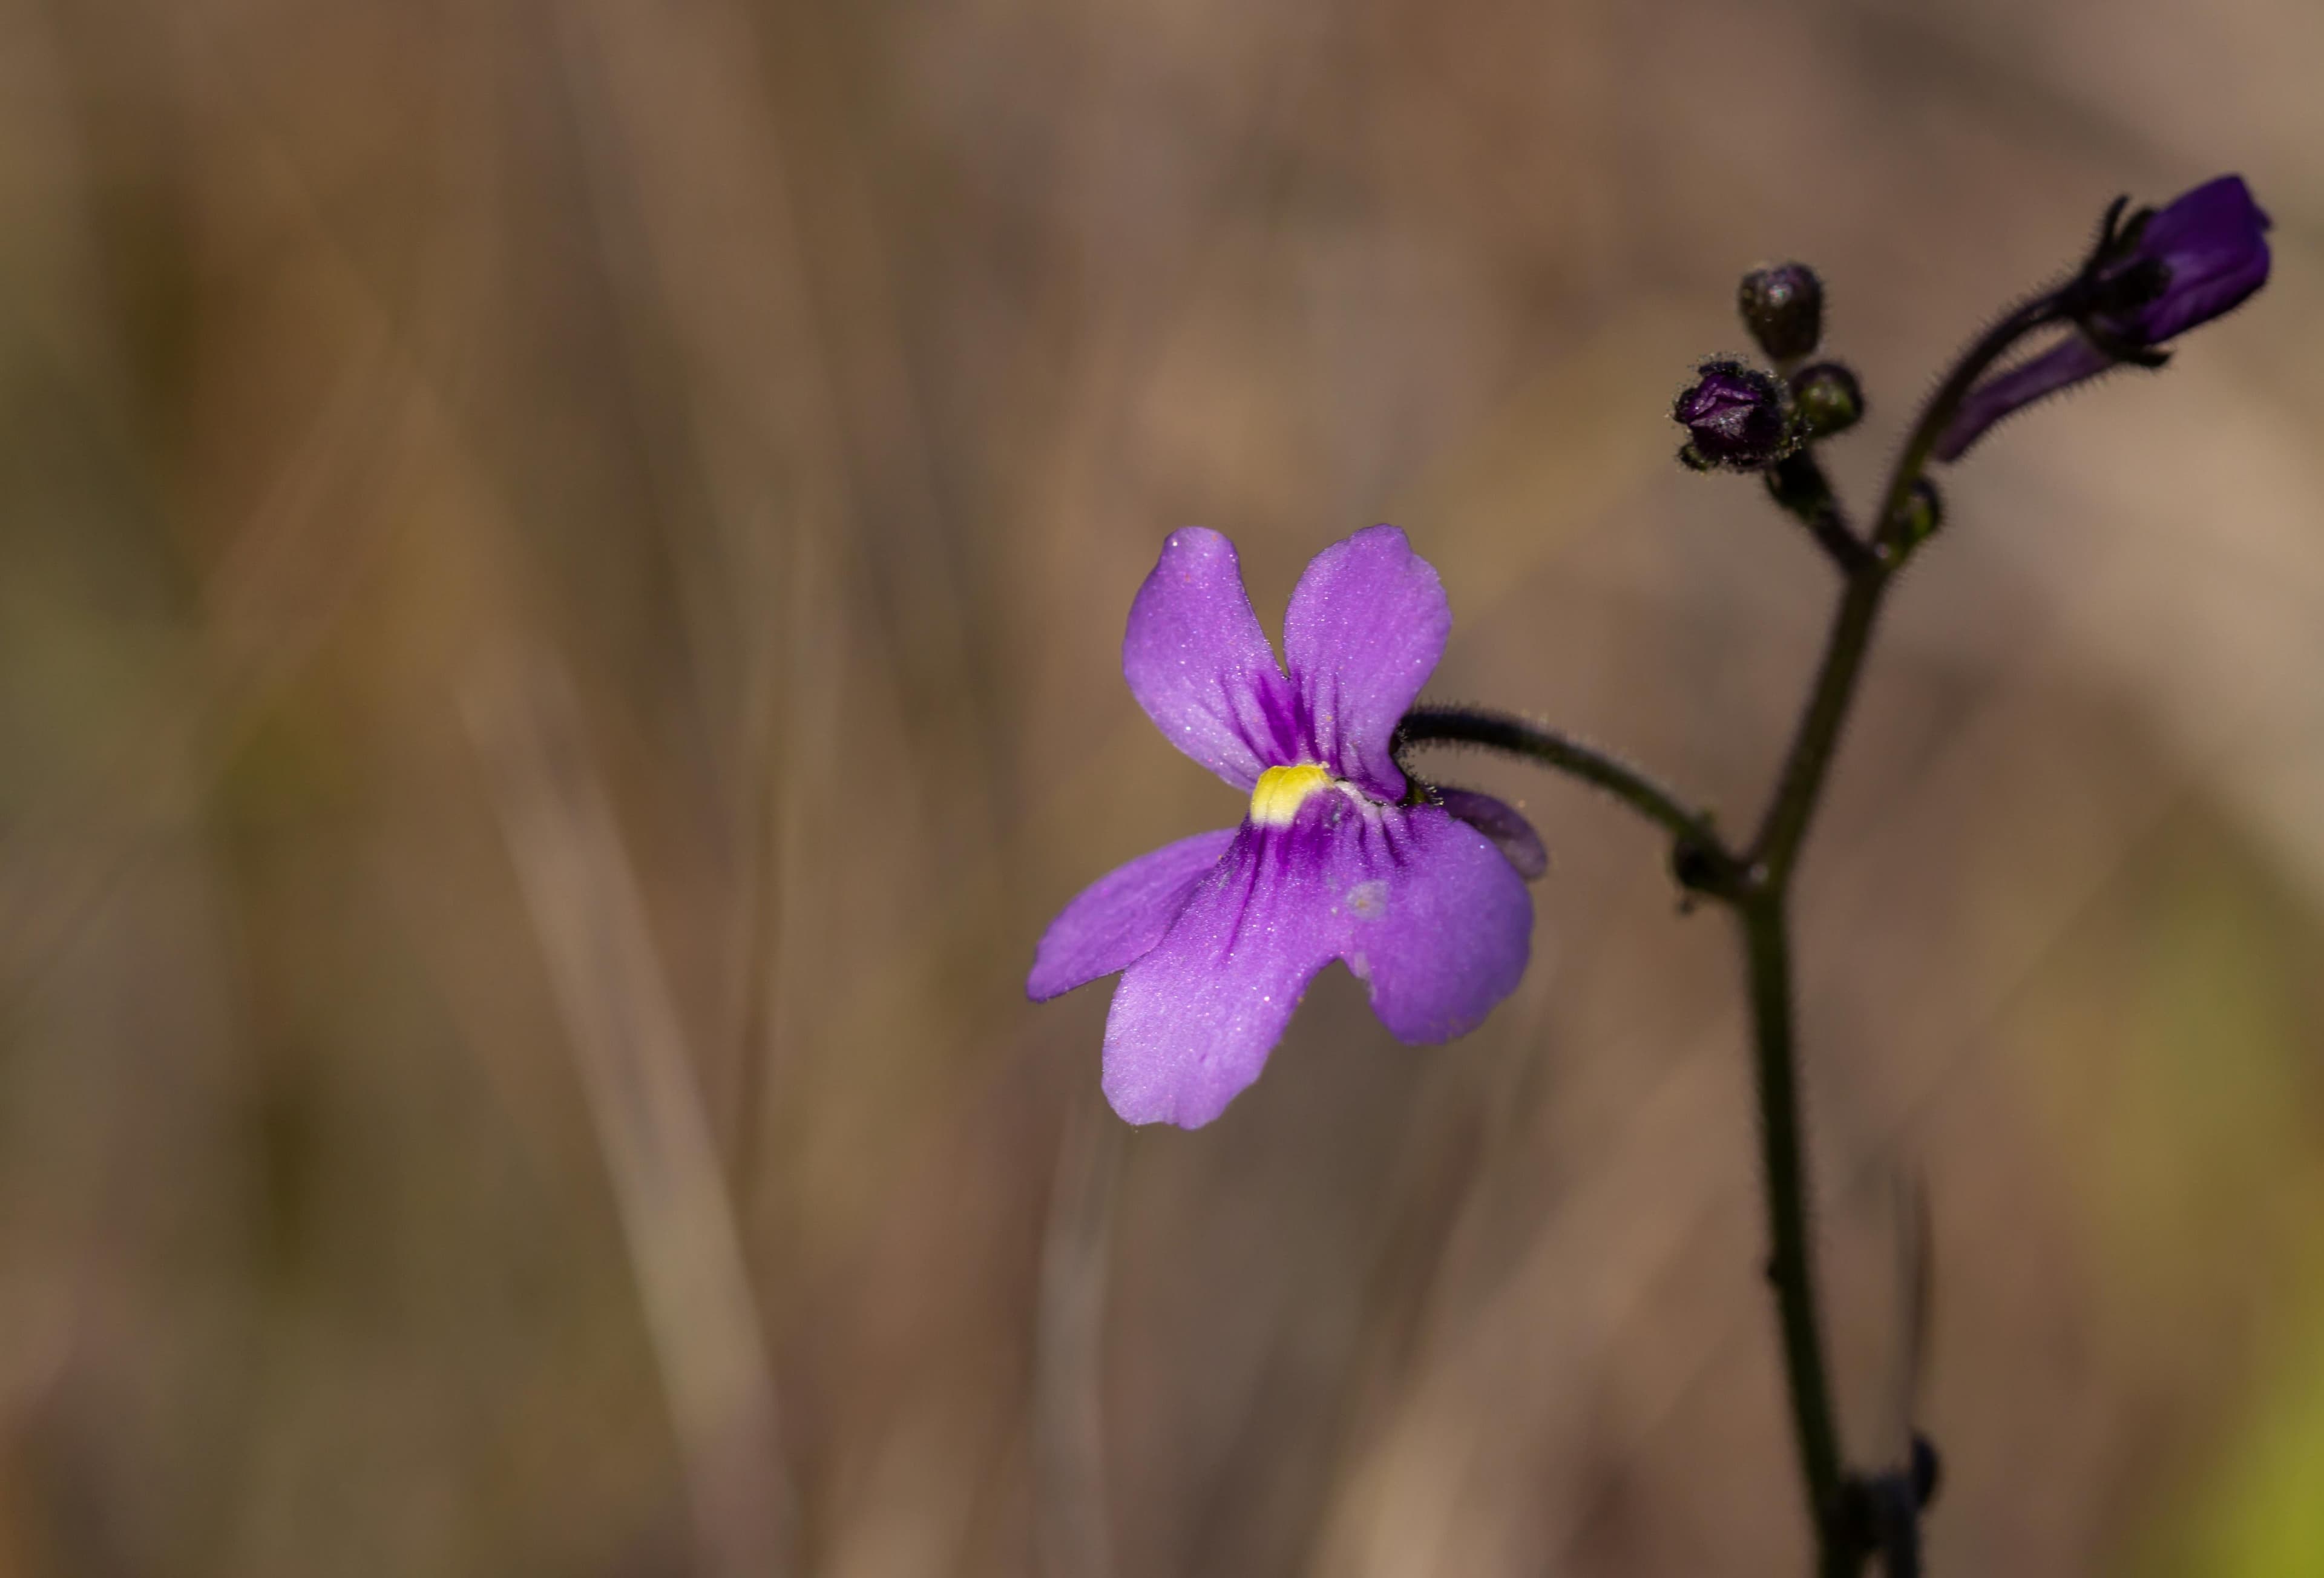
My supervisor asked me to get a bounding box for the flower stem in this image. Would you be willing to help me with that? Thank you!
[1396,282,2073,1578]
[1750,562,1891,878]
[1391,706,1724,853]
[1758,292,2068,878]
[1874,292,2064,538]
[1739,890,1849,1570]
[1730,292,2073,1575]
[1767,452,1875,576]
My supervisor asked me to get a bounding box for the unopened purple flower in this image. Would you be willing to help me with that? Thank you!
[1028,526,1538,1128]
[1936,176,2271,461]
[1675,358,1796,472]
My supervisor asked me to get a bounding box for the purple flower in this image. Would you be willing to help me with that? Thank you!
[1027,525,1538,1128]
[1936,176,2271,462]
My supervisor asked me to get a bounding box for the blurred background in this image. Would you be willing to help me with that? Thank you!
[0,0,2320,1573]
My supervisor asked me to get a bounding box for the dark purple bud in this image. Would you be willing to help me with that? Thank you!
[1790,361,1863,438]
[1936,176,2271,461]
[1674,358,1796,472]
[1738,263,1825,361]
[1670,834,1727,894]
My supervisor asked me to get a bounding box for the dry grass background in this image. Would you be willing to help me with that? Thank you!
[0,0,2320,1573]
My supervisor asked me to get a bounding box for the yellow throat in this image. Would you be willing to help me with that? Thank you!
[1249,763,1333,827]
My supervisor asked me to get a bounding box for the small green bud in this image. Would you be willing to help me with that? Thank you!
[1896,478,1943,547]
[1790,361,1863,439]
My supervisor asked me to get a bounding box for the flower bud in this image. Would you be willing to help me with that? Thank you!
[1738,263,1824,361]
[1790,361,1863,439]
[1673,358,1795,472]
[2103,177,2271,345]
[1670,833,1729,895]
[1895,478,1943,547]
[1936,176,2271,462]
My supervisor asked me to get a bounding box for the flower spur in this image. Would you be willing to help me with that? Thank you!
[1028,525,1540,1128]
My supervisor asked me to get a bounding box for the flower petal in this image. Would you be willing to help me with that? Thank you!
[2135,176,2272,343]
[1434,787,1549,881]
[1281,525,1449,801]
[1123,528,1299,790]
[1339,803,1532,1044]
[1100,793,1537,1128]
[1027,827,1239,1001]
[1101,814,1350,1128]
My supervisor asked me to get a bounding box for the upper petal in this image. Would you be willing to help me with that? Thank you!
[1028,826,1239,1001]
[2142,175,2267,255]
[1281,525,1450,800]
[1338,803,1532,1044]
[2131,177,2272,343]
[1101,809,1353,1128]
[1123,528,1299,790]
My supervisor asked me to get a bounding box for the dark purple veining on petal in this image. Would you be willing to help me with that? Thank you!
[1027,826,1239,1001]
[1281,525,1451,800]
[1097,787,1527,1125]
[1044,524,1538,1128]
[1121,527,1299,790]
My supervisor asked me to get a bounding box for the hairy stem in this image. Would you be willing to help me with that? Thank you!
[1874,292,2064,537]
[1393,706,1725,855]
